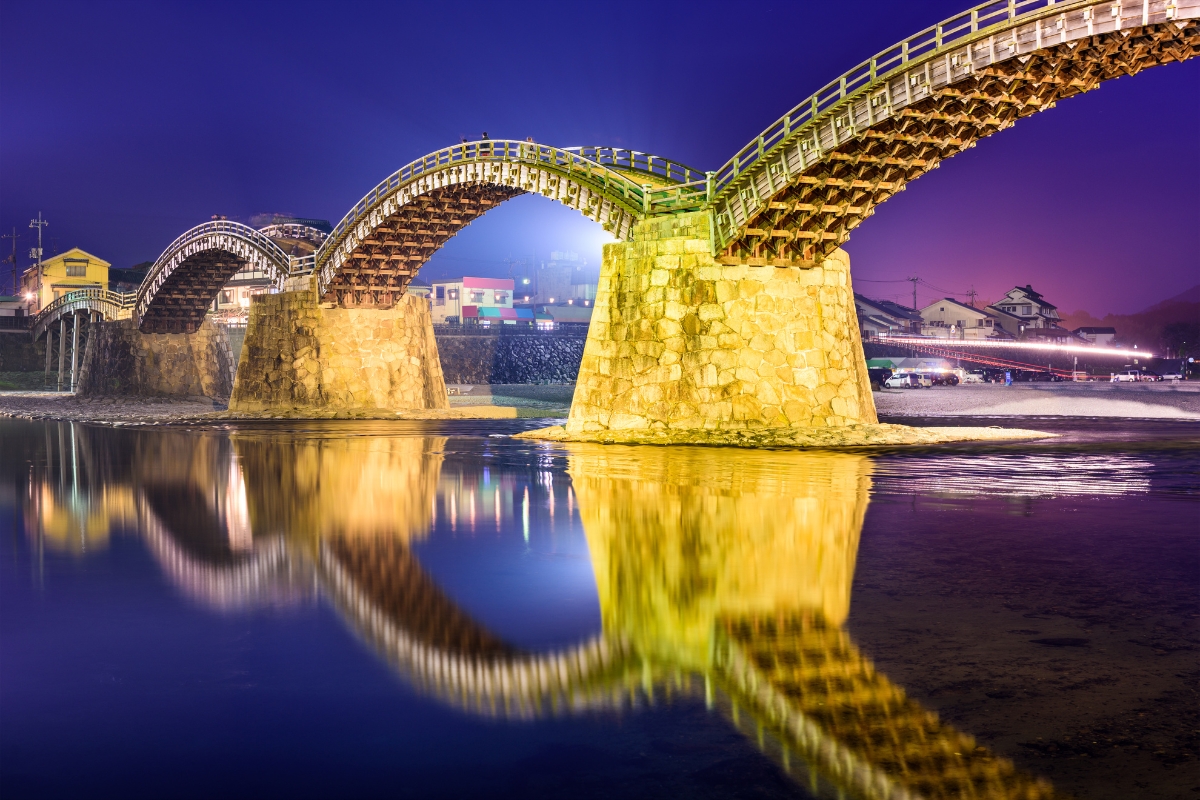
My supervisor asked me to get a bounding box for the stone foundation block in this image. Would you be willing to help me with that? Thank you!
[567,212,876,434]
[230,287,448,412]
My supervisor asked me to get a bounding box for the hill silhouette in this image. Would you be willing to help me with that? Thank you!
[1060,284,1200,357]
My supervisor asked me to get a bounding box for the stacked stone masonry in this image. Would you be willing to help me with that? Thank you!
[77,318,234,399]
[230,286,448,412]
[567,212,876,434]
[435,331,586,385]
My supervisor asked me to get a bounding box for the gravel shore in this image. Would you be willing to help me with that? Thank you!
[3,381,1196,425]
[873,382,1200,420]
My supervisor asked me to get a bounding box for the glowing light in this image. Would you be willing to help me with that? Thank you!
[880,336,1152,359]
[522,486,529,542]
[24,292,35,302]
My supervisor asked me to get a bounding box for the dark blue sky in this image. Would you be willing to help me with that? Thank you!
[1,0,1196,313]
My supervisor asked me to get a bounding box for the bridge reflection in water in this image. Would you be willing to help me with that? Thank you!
[18,425,1067,800]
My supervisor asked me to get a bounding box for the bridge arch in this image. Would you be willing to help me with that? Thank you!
[30,288,136,341]
[311,141,704,306]
[136,221,292,333]
[709,0,1199,264]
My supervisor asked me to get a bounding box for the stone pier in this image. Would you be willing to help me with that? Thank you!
[568,211,875,434]
[519,211,1049,448]
[76,318,235,399]
[229,286,449,413]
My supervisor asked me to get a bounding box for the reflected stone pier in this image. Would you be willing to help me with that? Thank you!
[26,423,1074,798]
[230,286,448,413]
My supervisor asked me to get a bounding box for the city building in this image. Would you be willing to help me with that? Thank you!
[918,297,1011,340]
[537,303,593,329]
[985,304,1025,338]
[210,264,277,323]
[0,295,29,329]
[431,277,515,324]
[1073,326,1117,346]
[854,294,923,338]
[528,251,597,304]
[1022,327,1087,345]
[989,285,1062,330]
[20,247,111,314]
[406,278,432,300]
[109,262,151,293]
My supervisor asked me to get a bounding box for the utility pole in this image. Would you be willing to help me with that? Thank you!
[29,213,49,311]
[966,287,978,308]
[0,228,17,296]
[906,276,919,311]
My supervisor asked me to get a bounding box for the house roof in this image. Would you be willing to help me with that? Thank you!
[1004,284,1057,310]
[40,247,112,268]
[921,297,993,316]
[854,293,921,321]
[1074,326,1117,334]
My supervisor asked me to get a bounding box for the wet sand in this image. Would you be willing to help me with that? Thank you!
[874,382,1200,420]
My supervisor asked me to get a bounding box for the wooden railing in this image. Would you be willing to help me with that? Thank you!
[711,0,1157,196]
[30,288,136,340]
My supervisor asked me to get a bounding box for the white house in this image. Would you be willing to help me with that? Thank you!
[918,297,1009,340]
[854,294,923,338]
[1073,326,1117,346]
[990,285,1062,330]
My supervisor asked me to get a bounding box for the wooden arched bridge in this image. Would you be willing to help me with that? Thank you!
[24,0,1196,417]
[114,0,1195,323]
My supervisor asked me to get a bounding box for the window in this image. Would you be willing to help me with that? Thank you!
[493,291,508,304]
[435,286,445,299]
[447,289,458,300]
[64,259,87,277]
[469,290,485,304]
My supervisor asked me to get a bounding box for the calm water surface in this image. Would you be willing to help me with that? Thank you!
[1,417,1196,799]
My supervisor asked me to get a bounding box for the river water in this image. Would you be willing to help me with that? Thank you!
[1,417,1196,799]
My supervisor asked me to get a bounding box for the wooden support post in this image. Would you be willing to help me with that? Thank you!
[45,327,54,377]
[57,316,66,391]
[70,312,80,392]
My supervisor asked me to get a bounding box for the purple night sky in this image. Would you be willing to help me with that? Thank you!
[1,0,1196,314]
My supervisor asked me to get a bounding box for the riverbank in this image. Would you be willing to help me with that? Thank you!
[874,382,1200,420]
[3,381,1192,430]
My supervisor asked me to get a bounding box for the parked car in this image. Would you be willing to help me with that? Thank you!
[1111,369,1157,382]
[867,368,893,389]
[962,372,985,384]
[931,373,960,386]
[884,374,922,389]
[1029,372,1063,382]
[913,373,934,388]
[1160,369,1184,381]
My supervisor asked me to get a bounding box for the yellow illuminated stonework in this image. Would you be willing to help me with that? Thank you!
[569,445,868,669]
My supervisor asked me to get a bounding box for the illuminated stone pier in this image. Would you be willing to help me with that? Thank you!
[567,212,876,436]
[229,286,449,413]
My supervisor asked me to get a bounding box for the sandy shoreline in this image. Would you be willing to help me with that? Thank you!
[872,382,1200,420]
[1,381,1195,428]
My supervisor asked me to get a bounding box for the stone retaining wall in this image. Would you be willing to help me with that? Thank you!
[567,211,876,434]
[435,332,585,384]
[230,287,448,412]
[77,318,234,399]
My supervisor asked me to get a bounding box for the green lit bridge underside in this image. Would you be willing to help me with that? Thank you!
[48,0,1188,334]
